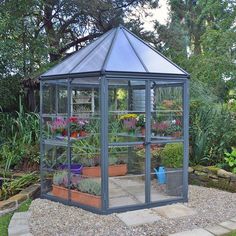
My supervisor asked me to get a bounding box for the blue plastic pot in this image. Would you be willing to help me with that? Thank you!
[59,164,83,175]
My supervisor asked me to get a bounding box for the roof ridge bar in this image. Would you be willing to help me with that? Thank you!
[122,27,149,73]
[101,26,120,72]
[122,26,189,76]
[68,29,115,74]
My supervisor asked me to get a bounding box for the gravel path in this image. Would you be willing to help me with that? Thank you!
[29,185,236,236]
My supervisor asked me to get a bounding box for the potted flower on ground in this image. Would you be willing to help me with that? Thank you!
[160,143,183,196]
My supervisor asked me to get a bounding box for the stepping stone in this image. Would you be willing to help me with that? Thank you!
[8,212,32,236]
[219,220,236,230]
[116,209,160,226]
[230,216,236,222]
[153,204,196,219]
[169,228,214,236]
[205,225,230,235]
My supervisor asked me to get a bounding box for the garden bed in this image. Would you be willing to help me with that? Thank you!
[189,165,236,192]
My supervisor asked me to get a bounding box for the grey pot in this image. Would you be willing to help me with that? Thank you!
[166,168,183,196]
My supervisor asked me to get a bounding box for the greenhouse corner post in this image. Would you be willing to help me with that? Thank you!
[145,80,151,204]
[67,78,72,203]
[183,78,190,201]
[101,76,109,212]
[39,79,43,197]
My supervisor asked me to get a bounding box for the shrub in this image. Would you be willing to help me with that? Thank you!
[160,143,183,168]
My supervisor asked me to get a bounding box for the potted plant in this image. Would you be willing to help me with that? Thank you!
[119,114,137,135]
[166,119,182,138]
[136,114,146,135]
[152,121,169,136]
[52,171,101,208]
[72,135,127,177]
[160,143,183,196]
[50,116,89,138]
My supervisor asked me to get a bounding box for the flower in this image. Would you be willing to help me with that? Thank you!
[51,117,67,133]
[119,114,137,120]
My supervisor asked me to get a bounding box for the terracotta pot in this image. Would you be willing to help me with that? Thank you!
[52,185,101,208]
[82,164,128,177]
[79,130,87,137]
[141,127,145,136]
[71,131,78,138]
[173,131,182,138]
[52,185,69,200]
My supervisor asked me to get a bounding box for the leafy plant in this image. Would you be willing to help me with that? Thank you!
[160,143,183,168]
[0,172,39,200]
[52,171,69,187]
[76,178,101,196]
[224,148,236,174]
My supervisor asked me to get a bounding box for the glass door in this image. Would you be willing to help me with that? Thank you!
[108,79,146,209]
[148,81,184,203]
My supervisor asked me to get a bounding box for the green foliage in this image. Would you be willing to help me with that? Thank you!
[224,148,236,174]
[76,178,101,196]
[52,171,69,187]
[190,103,236,166]
[160,143,183,168]
[0,173,38,200]
[0,98,40,169]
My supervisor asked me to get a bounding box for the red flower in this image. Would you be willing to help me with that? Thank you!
[69,117,78,123]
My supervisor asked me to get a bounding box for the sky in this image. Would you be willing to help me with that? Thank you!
[142,0,170,30]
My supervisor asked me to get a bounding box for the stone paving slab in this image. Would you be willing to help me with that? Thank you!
[8,212,32,236]
[219,220,236,230]
[116,209,161,226]
[205,224,230,235]
[230,216,236,222]
[169,228,214,236]
[153,203,197,219]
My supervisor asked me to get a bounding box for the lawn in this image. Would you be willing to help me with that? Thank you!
[0,199,32,236]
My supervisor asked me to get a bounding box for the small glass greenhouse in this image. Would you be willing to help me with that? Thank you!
[40,25,190,214]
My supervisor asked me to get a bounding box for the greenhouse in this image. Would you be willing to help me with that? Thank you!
[40,25,190,214]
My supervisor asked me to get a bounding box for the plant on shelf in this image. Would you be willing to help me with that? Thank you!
[224,148,236,174]
[51,117,67,136]
[136,114,146,135]
[152,121,169,136]
[50,116,89,138]
[119,113,137,134]
[160,143,183,168]
[165,119,182,137]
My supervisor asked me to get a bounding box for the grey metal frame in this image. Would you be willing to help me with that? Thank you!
[39,72,189,215]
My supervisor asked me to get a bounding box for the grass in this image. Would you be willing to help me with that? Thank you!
[225,231,236,236]
[0,199,32,236]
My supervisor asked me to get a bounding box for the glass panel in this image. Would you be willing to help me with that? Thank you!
[69,85,101,209]
[43,29,113,76]
[72,31,114,73]
[41,144,69,201]
[106,29,146,72]
[71,87,100,118]
[151,85,183,141]
[151,142,184,202]
[42,83,56,114]
[109,145,145,208]
[108,79,146,143]
[124,30,185,74]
